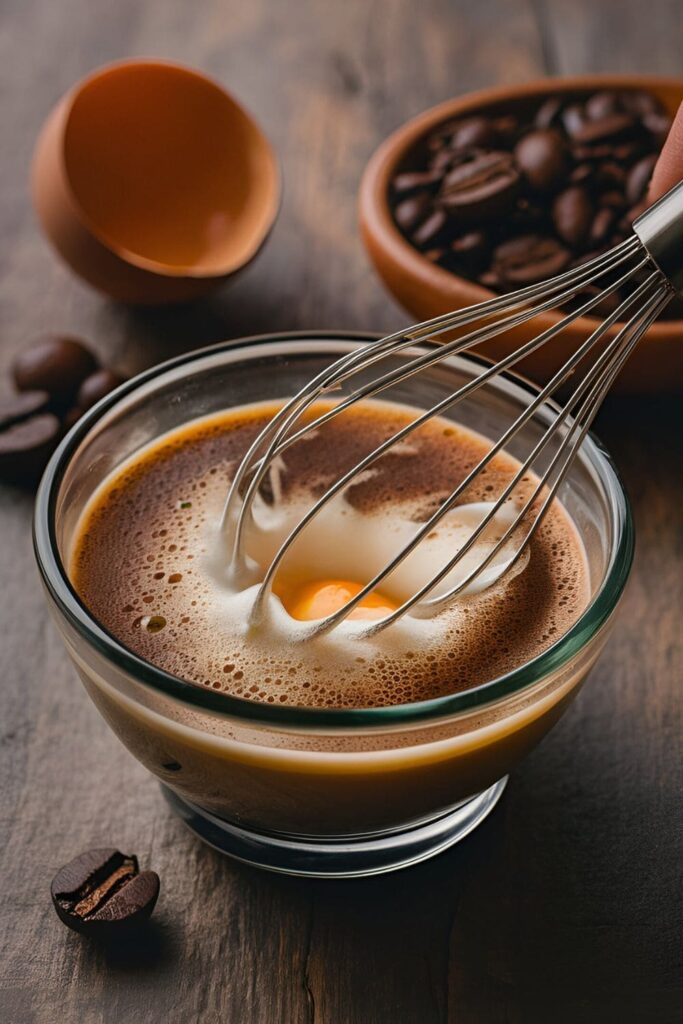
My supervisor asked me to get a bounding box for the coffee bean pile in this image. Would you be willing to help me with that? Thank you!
[390,90,678,316]
[0,336,126,486]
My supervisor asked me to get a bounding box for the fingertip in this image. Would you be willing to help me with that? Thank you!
[648,101,683,203]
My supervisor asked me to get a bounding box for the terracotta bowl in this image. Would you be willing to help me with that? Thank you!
[32,59,280,305]
[359,75,683,392]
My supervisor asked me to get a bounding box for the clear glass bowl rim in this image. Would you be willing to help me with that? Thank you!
[33,330,634,729]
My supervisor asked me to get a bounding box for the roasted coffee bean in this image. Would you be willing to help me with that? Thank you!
[596,161,626,188]
[439,152,520,220]
[494,235,570,286]
[612,142,643,162]
[514,130,567,191]
[394,192,432,232]
[599,190,626,210]
[51,848,159,936]
[0,390,49,430]
[412,207,448,247]
[450,230,489,273]
[643,111,672,144]
[76,369,127,413]
[585,91,621,121]
[570,163,594,184]
[572,113,636,146]
[0,413,60,484]
[552,186,594,247]
[562,104,586,138]
[427,119,461,151]
[13,336,98,406]
[424,247,447,263]
[392,170,443,195]
[493,115,518,141]
[429,147,456,174]
[478,269,501,289]
[626,154,657,205]
[590,207,617,244]
[450,116,498,151]
[624,90,662,118]
[535,97,562,130]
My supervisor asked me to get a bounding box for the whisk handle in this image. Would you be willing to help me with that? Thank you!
[633,180,683,293]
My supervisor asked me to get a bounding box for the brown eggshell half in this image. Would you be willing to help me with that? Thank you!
[31,59,280,305]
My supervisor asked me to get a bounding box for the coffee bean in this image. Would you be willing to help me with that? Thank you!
[552,186,594,247]
[514,130,567,191]
[412,207,448,247]
[394,192,431,232]
[76,369,127,413]
[51,848,159,936]
[429,147,456,174]
[440,152,520,220]
[600,190,626,210]
[643,111,672,144]
[392,170,443,195]
[427,119,458,151]
[585,91,621,121]
[572,113,636,146]
[570,163,594,184]
[624,90,663,118]
[0,413,60,485]
[590,207,617,244]
[494,235,570,286]
[424,247,447,263]
[0,390,49,430]
[13,337,98,406]
[626,154,657,205]
[493,115,519,141]
[562,104,586,138]
[478,269,501,289]
[450,116,498,151]
[450,230,489,273]
[596,161,627,189]
[612,142,643,162]
[535,97,562,130]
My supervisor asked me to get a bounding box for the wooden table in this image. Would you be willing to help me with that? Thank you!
[1,1,681,1020]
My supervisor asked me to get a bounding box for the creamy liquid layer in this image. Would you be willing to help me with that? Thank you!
[70,400,590,709]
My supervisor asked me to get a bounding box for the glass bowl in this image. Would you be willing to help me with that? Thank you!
[34,332,634,877]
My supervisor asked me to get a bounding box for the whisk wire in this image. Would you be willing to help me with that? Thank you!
[245,260,657,624]
[297,275,669,637]
[219,180,683,635]
[225,241,648,584]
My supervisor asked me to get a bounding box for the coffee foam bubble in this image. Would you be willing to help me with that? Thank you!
[70,400,589,709]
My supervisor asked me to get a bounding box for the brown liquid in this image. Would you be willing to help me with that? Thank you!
[71,400,589,710]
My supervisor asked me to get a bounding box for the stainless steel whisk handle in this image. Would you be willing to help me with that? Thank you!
[633,180,683,293]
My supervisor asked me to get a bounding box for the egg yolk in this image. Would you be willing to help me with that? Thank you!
[281,578,399,622]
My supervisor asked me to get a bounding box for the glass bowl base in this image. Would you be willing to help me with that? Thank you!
[161,776,508,878]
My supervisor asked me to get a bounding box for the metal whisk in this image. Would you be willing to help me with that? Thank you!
[221,181,683,637]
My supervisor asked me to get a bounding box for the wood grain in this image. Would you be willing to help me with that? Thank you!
[0,1,681,1022]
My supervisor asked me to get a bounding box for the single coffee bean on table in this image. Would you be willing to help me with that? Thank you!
[51,848,160,936]
[12,335,98,406]
[388,87,677,317]
[0,390,49,430]
[0,411,60,484]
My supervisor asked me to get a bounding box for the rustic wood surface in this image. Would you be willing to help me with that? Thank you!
[1,1,681,1021]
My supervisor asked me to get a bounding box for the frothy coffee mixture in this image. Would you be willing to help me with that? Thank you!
[70,400,589,708]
